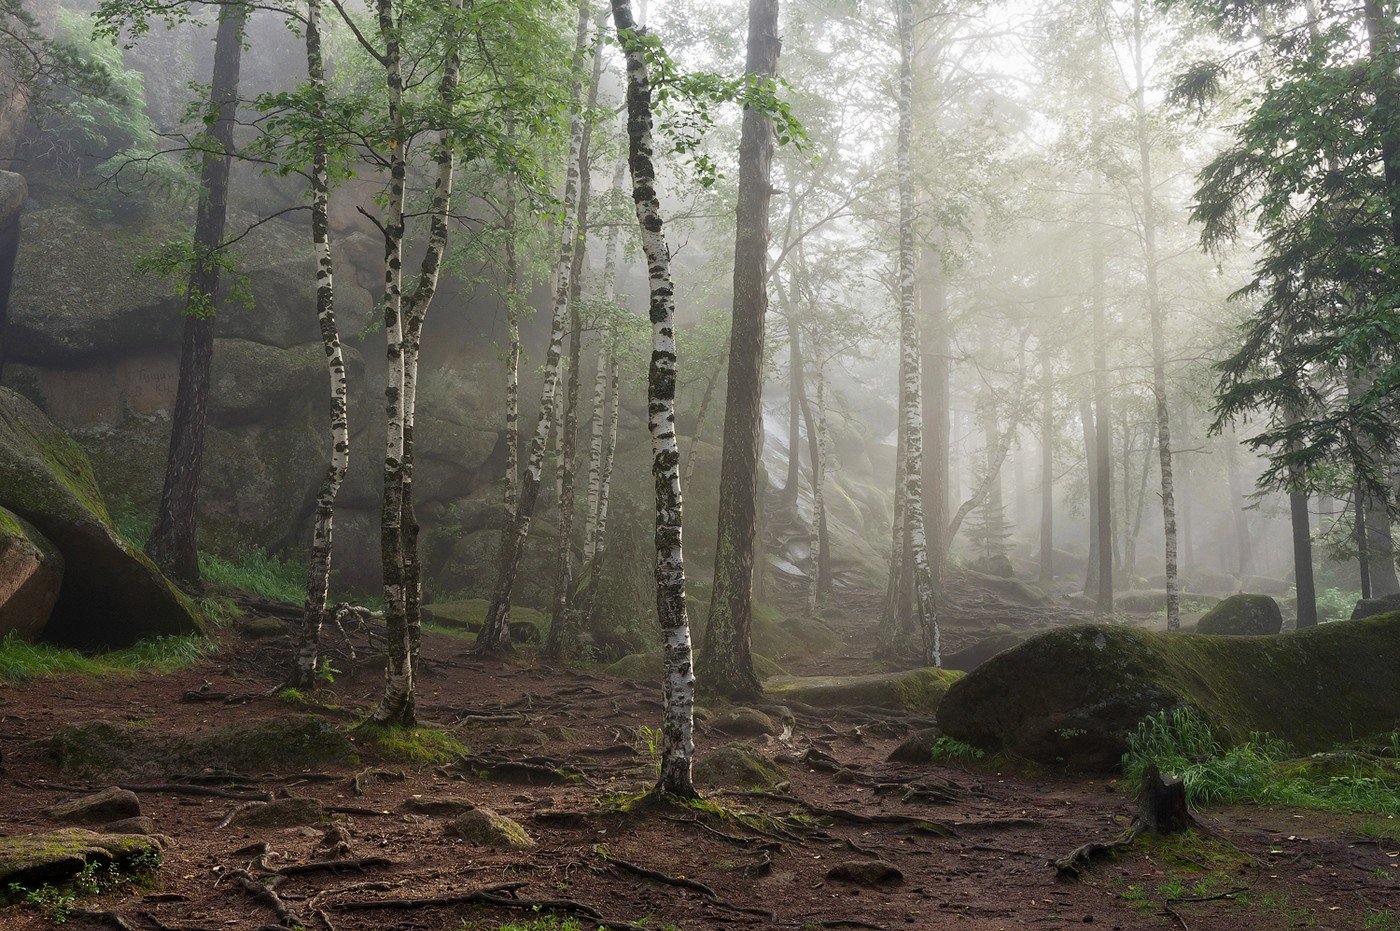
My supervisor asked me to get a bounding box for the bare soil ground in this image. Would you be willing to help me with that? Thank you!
[1,610,1397,931]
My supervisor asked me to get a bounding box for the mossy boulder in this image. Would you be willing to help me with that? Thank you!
[422,598,543,643]
[957,567,1047,604]
[44,787,141,825]
[230,798,325,828]
[1352,592,1400,621]
[446,808,534,849]
[1196,594,1282,636]
[0,387,200,647]
[693,743,786,790]
[710,707,780,737]
[0,829,159,887]
[765,667,962,714]
[402,795,477,816]
[1116,589,1222,615]
[50,714,359,779]
[0,506,63,640]
[826,859,903,886]
[887,727,943,763]
[938,614,1400,771]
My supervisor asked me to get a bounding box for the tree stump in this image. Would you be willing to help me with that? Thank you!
[1135,763,1197,835]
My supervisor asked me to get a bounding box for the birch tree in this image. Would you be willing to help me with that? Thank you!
[611,0,696,798]
[287,0,348,690]
[477,0,593,656]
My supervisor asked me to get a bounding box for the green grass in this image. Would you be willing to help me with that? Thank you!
[3,849,161,922]
[200,547,304,603]
[356,724,468,764]
[0,633,214,684]
[1123,707,1400,815]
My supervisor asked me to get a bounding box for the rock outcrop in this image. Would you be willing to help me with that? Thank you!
[0,506,63,639]
[1196,594,1282,636]
[938,613,1400,770]
[0,387,200,646]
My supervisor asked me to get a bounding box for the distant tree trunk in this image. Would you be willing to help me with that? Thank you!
[880,409,909,650]
[921,251,950,592]
[146,3,247,584]
[1127,425,1155,582]
[1131,0,1179,630]
[1038,346,1054,587]
[583,348,609,564]
[288,0,348,690]
[782,320,804,509]
[698,0,779,701]
[503,193,522,527]
[895,0,939,665]
[1364,494,1399,596]
[477,0,592,656]
[1224,431,1251,579]
[1090,229,1113,613]
[1290,479,1318,627]
[681,359,722,492]
[797,347,830,608]
[1081,391,1101,598]
[1356,486,1372,599]
[612,0,697,797]
[1179,451,1195,580]
[546,28,606,661]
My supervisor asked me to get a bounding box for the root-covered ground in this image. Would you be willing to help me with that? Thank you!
[1,613,1397,931]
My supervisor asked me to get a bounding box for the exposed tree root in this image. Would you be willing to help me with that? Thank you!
[731,790,960,836]
[264,856,393,877]
[68,908,139,931]
[1056,764,1199,879]
[594,846,776,920]
[326,880,646,928]
[227,870,306,929]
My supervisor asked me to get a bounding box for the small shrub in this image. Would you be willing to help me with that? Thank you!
[1317,587,1362,622]
[929,736,986,764]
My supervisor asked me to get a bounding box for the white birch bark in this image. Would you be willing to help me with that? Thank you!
[895,0,939,666]
[612,0,696,798]
[583,158,627,565]
[477,0,593,655]
[289,0,348,691]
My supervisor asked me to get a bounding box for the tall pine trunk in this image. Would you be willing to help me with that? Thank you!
[477,0,592,655]
[146,3,247,583]
[1224,430,1251,578]
[1081,390,1100,598]
[699,0,780,701]
[288,0,348,690]
[782,319,804,509]
[612,0,697,797]
[1090,224,1113,613]
[895,0,938,665]
[1131,0,1179,630]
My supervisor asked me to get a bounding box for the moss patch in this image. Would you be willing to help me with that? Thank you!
[766,667,963,714]
[356,724,467,764]
[693,743,786,790]
[50,714,359,779]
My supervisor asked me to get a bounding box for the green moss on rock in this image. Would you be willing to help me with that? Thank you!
[765,667,962,714]
[939,613,1400,770]
[693,743,786,790]
[0,829,159,888]
[446,808,534,849]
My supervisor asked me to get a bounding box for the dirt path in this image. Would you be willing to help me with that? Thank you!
[1,626,1396,931]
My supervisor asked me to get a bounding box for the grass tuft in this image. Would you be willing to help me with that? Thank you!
[200,547,304,603]
[1124,707,1400,815]
[0,633,214,684]
[929,735,986,764]
[357,724,468,764]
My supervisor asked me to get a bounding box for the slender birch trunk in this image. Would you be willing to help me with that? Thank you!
[503,185,522,527]
[612,0,696,797]
[372,0,463,725]
[546,24,605,661]
[895,0,938,665]
[477,0,592,655]
[809,343,831,606]
[584,159,627,566]
[146,2,247,583]
[288,0,348,690]
[783,319,804,510]
[1131,0,1179,630]
[681,360,722,492]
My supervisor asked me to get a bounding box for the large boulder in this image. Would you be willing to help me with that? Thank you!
[939,614,1400,771]
[1352,592,1400,621]
[1196,594,1282,636]
[942,631,1027,671]
[0,506,63,639]
[0,387,199,646]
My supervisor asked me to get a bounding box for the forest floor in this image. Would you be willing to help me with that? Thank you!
[1,598,1398,931]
